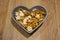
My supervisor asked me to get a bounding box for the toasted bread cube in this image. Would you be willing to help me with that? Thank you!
[27,26,33,31]
[35,14,40,19]
[16,16,20,20]
[19,11,24,16]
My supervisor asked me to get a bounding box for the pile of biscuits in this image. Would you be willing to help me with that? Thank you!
[15,8,45,32]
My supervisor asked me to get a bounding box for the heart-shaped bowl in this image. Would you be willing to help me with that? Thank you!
[11,5,47,34]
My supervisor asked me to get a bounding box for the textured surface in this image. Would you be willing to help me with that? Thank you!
[0,0,60,40]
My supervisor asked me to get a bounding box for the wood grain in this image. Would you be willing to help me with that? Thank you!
[55,0,60,40]
[0,0,9,40]
[0,0,60,40]
[0,0,9,33]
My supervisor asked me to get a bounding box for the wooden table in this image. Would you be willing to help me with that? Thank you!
[0,0,60,40]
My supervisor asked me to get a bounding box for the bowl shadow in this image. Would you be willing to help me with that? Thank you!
[11,5,47,38]
[11,18,43,38]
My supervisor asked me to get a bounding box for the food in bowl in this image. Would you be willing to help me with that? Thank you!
[15,8,45,32]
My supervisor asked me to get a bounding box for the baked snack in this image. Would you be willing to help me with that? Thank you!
[15,8,45,32]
